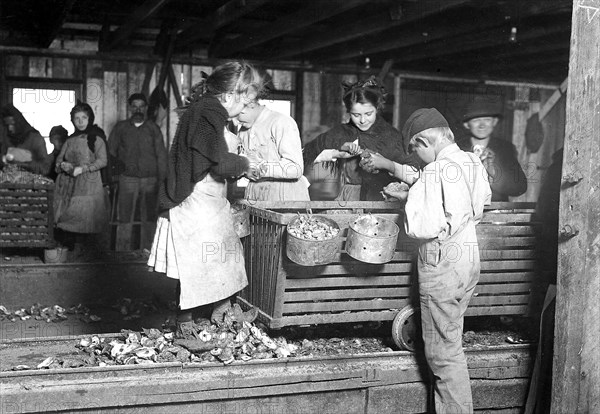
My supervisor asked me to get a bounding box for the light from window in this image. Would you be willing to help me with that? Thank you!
[12,88,76,153]
[259,99,292,116]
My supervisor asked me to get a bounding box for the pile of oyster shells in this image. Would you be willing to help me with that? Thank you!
[287,215,339,241]
[0,303,101,323]
[27,305,298,370]
[0,164,53,185]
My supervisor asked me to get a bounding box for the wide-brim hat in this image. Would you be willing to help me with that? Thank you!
[462,99,503,122]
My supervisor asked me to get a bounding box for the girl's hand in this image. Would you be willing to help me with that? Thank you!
[335,149,357,159]
[72,166,84,177]
[245,164,260,181]
[60,162,74,174]
[340,142,362,156]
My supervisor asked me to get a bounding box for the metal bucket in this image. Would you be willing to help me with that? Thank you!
[346,214,399,264]
[286,216,340,266]
[231,203,250,238]
[43,247,68,264]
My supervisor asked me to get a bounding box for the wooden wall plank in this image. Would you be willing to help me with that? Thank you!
[167,64,183,147]
[102,71,119,138]
[552,1,600,412]
[50,57,77,79]
[191,65,212,86]
[128,61,146,96]
[181,64,192,100]
[117,71,128,122]
[4,55,27,77]
[302,72,323,139]
[28,56,52,78]
[86,60,104,130]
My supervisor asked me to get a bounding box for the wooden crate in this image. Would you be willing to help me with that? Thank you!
[238,201,542,329]
[0,182,55,249]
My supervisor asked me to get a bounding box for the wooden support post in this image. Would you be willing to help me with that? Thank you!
[393,75,401,130]
[551,1,600,413]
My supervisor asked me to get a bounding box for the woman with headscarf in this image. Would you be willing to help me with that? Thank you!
[1,104,52,176]
[53,102,109,250]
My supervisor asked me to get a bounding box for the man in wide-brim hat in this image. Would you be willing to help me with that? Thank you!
[457,97,527,201]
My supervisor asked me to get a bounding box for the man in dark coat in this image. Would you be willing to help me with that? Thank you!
[456,99,527,201]
[108,93,167,249]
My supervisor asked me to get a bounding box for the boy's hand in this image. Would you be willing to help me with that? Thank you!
[382,181,410,201]
[340,142,362,156]
[361,151,393,172]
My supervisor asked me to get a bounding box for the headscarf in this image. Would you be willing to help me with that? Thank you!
[70,101,99,153]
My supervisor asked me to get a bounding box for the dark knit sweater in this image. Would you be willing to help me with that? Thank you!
[303,116,416,200]
[159,95,249,212]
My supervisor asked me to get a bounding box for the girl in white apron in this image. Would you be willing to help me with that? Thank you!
[148,62,263,337]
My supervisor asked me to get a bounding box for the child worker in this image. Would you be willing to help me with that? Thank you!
[302,76,413,201]
[363,108,492,414]
[148,61,262,338]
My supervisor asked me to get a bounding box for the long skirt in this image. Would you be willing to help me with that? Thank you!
[147,174,248,309]
[54,170,108,233]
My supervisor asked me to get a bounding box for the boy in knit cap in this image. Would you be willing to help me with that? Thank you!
[363,108,491,413]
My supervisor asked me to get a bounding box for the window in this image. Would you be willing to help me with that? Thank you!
[259,99,292,116]
[10,86,79,153]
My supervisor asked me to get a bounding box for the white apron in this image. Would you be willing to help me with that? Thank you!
[148,173,248,309]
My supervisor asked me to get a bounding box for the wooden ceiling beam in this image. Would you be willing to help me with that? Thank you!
[396,25,569,64]
[317,1,569,63]
[176,0,271,49]
[461,40,570,68]
[318,11,508,63]
[37,0,77,48]
[211,0,367,58]
[103,0,171,51]
[268,0,472,61]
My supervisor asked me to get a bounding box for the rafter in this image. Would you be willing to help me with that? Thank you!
[319,1,571,63]
[211,0,367,58]
[466,40,570,68]
[38,0,77,48]
[267,0,471,61]
[176,0,271,50]
[103,0,170,51]
[395,25,569,65]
